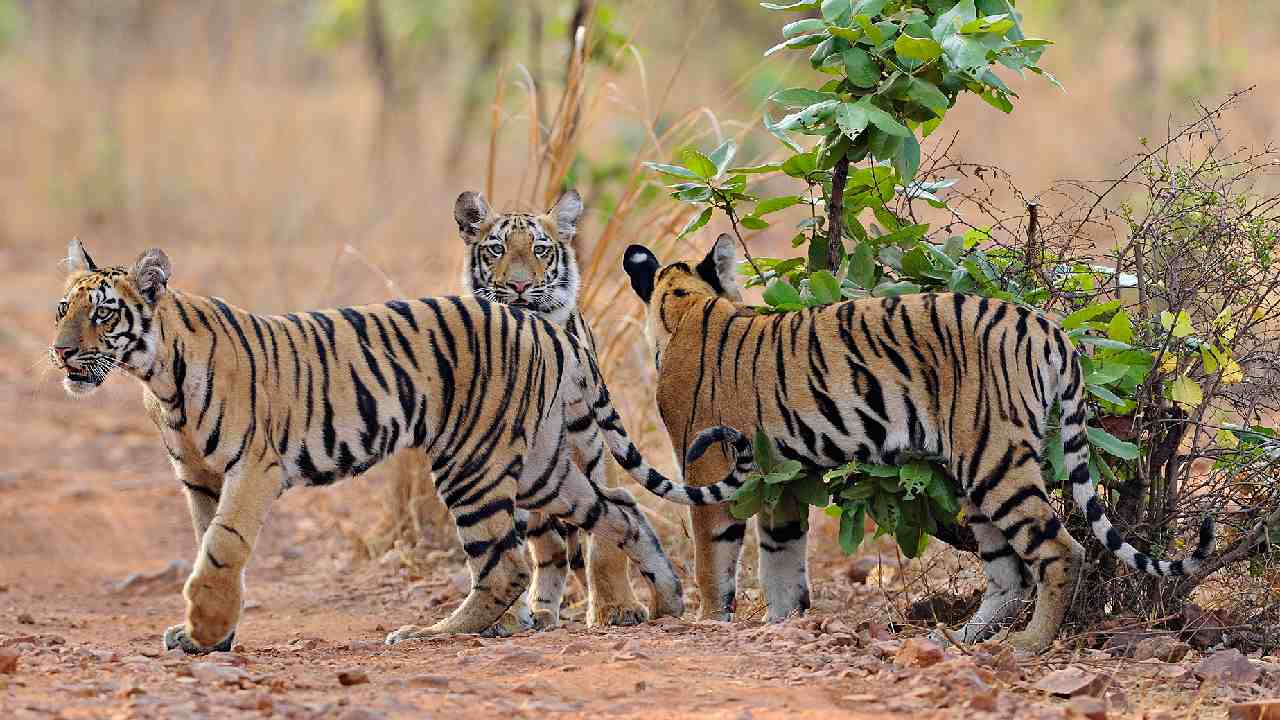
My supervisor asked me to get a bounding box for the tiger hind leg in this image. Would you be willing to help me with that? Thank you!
[757,494,811,623]
[386,461,530,645]
[971,469,1084,652]
[934,502,1031,645]
[544,456,684,619]
[524,512,571,629]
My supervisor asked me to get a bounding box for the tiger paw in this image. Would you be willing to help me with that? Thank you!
[385,624,438,645]
[588,601,647,628]
[530,608,562,631]
[162,624,235,655]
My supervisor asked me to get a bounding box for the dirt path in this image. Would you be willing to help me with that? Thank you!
[0,343,1266,719]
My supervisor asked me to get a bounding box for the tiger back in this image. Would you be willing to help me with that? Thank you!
[623,234,1214,651]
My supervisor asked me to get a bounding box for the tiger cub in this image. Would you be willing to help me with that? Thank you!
[622,234,1213,651]
[453,188,649,628]
[48,240,749,653]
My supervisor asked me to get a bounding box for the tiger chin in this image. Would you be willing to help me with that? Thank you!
[623,233,1215,651]
[449,188,652,629]
[48,239,752,654]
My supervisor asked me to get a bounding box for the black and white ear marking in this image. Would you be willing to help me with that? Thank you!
[547,189,584,241]
[454,191,494,241]
[66,237,97,273]
[132,248,172,305]
[623,244,660,304]
[695,233,742,300]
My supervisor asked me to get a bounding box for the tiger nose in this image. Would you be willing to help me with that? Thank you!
[52,344,78,362]
[509,280,532,294]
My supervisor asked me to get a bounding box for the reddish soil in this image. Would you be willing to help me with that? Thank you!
[0,326,1274,719]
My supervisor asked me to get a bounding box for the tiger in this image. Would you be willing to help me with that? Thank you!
[48,239,750,654]
[621,233,1215,651]
[451,188,650,628]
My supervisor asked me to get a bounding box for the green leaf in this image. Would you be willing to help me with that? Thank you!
[835,102,870,141]
[729,163,784,176]
[740,216,770,230]
[810,270,841,305]
[841,48,880,87]
[1087,384,1126,406]
[894,521,925,558]
[1086,426,1140,460]
[752,429,777,472]
[764,33,827,57]
[770,87,839,108]
[1045,428,1066,483]
[763,279,804,309]
[763,110,804,152]
[933,0,978,39]
[708,140,737,177]
[782,17,827,38]
[781,151,819,178]
[755,195,803,216]
[1107,310,1134,344]
[730,491,763,520]
[677,207,713,240]
[761,0,820,8]
[960,14,1015,36]
[872,280,922,297]
[838,505,866,555]
[790,472,831,507]
[853,14,883,44]
[821,0,854,25]
[1160,310,1194,338]
[892,132,921,183]
[1169,374,1204,411]
[907,78,950,117]
[1077,336,1132,351]
[764,459,804,483]
[643,162,698,180]
[894,33,943,62]
[1062,300,1120,330]
[681,148,719,179]
[846,242,876,289]
[857,98,912,137]
[853,0,888,14]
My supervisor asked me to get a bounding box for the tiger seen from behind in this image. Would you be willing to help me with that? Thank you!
[623,234,1214,651]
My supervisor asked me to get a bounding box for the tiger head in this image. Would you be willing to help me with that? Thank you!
[622,233,742,359]
[50,239,170,396]
[454,190,584,326]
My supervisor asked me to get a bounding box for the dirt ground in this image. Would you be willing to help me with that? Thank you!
[2,312,1278,720]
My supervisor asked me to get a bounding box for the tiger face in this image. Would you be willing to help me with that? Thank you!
[51,239,169,396]
[454,190,583,326]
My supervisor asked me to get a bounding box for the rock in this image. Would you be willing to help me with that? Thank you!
[1034,667,1110,698]
[1068,696,1107,719]
[844,556,881,583]
[347,640,382,652]
[1132,636,1191,663]
[968,689,999,712]
[1196,649,1261,685]
[1182,604,1232,650]
[75,647,118,663]
[338,710,386,720]
[0,648,19,674]
[868,640,902,659]
[337,669,369,686]
[206,651,248,666]
[1230,700,1280,720]
[189,662,248,684]
[16,613,34,625]
[558,641,593,656]
[894,638,944,668]
[408,674,449,689]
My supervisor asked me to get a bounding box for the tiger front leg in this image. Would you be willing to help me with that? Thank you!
[386,469,529,644]
[164,463,278,654]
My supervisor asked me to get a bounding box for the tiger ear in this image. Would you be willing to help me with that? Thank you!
[131,248,171,305]
[695,233,742,301]
[66,237,97,274]
[454,191,495,242]
[545,189,583,241]
[623,244,659,304]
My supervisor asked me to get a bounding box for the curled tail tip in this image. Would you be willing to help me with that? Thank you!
[686,426,744,465]
[1195,515,1216,556]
